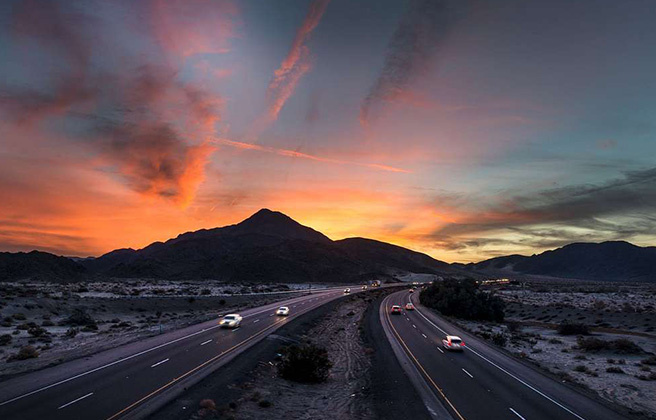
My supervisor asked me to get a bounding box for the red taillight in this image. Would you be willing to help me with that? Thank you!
[446,342,451,346]
[461,342,465,346]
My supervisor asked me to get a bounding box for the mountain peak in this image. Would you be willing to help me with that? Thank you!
[233,209,331,243]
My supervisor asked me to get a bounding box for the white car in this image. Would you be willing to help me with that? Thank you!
[344,288,351,294]
[276,306,290,316]
[219,313,242,328]
[442,335,465,351]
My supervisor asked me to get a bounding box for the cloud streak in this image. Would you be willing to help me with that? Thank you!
[360,0,449,126]
[213,138,410,173]
[265,0,330,124]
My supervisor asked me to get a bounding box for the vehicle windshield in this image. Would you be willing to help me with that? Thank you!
[279,307,288,311]
[451,339,462,344]
[224,315,236,320]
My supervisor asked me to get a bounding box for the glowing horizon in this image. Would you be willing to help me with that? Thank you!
[1,0,655,263]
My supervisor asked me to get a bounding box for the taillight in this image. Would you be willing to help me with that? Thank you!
[461,342,465,346]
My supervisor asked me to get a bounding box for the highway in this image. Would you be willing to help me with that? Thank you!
[0,286,367,420]
[380,289,628,420]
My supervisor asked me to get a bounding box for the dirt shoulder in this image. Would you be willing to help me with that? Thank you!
[151,287,427,420]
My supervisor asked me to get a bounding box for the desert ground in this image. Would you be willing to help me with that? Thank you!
[455,279,656,418]
[0,280,318,378]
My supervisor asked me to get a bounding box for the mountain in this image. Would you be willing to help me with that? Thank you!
[467,241,656,282]
[0,250,87,281]
[77,209,456,282]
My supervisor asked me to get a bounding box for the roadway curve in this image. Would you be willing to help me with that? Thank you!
[380,289,629,420]
[0,286,370,420]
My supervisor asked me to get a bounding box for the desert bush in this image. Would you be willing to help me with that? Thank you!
[606,366,624,374]
[557,322,589,335]
[0,334,12,346]
[278,344,332,383]
[492,333,507,346]
[573,365,590,373]
[64,327,78,338]
[8,345,39,361]
[258,400,272,408]
[506,321,521,333]
[641,355,656,366]
[199,399,216,410]
[41,320,54,327]
[65,308,96,328]
[27,326,47,337]
[419,279,505,322]
[12,313,26,321]
[577,337,643,354]
[548,338,562,344]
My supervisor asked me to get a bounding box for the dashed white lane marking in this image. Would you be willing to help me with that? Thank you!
[269,314,274,317]
[412,324,417,329]
[462,368,473,378]
[422,333,427,339]
[232,327,240,332]
[510,408,526,420]
[253,319,260,323]
[200,339,212,346]
[413,304,585,420]
[58,392,94,409]
[151,358,169,368]
[437,347,444,354]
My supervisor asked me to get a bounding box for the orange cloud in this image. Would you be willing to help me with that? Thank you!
[265,0,330,123]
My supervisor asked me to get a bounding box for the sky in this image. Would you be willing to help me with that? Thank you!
[0,0,655,262]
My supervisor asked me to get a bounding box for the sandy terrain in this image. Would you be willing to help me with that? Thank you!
[452,280,656,418]
[0,281,305,378]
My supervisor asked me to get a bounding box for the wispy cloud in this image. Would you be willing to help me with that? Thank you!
[360,0,449,126]
[213,137,411,173]
[264,0,330,124]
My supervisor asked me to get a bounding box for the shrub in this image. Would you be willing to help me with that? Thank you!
[506,321,521,333]
[12,313,26,321]
[641,355,656,366]
[557,322,589,335]
[65,308,96,328]
[258,400,272,408]
[28,326,47,337]
[577,337,643,354]
[419,279,505,322]
[606,366,624,373]
[200,289,211,295]
[8,345,39,361]
[41,320,54,327]
[573,365,590,373]
[64,327,78,338]
[492,333,507,346]
[278,344,332,383]
[0,334,12,346]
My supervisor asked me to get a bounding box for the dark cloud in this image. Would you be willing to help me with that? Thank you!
[432,167,656,251]
[360,0,450,125]
[0,1,221,205]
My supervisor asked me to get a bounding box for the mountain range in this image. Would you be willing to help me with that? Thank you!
[0,209,654,283]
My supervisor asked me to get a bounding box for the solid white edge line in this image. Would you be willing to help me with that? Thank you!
[200,339,212,346]
[462,368,473,378]
[510,407,527,420]
[58,392,94,410]
[150,358,169,368]
[0,287,359,407]
[412,303,586,420]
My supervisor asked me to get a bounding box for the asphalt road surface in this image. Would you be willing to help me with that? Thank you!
[0,286,369,420]
[380,289,629,420]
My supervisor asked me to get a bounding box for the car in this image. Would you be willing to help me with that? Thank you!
[344,288,351,294]
[442,335,465,351]
[390,305,402,314]
[408,288,414,293]
[276,306,290,316]
[219,313,242,328]
[405,303,415,311]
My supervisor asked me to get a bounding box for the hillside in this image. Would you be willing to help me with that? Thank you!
[467,241,656,282]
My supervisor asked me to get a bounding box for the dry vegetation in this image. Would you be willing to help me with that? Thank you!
[454,279,656,418]
[0,280,306,378]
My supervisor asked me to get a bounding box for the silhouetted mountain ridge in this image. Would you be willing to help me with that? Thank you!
[466,241,656,281]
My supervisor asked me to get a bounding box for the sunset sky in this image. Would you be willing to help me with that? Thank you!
[1,0,655,262]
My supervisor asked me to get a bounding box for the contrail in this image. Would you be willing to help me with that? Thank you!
[212,138,411,174]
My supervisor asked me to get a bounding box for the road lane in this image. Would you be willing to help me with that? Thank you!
[381,290,628,420]
[0,286,371,420]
